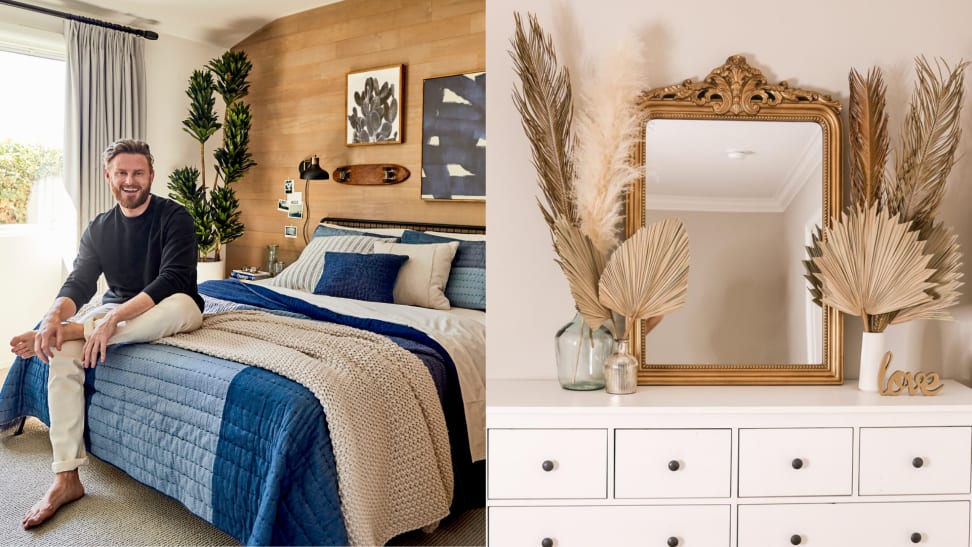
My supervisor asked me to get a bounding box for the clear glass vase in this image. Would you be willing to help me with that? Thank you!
[266,244,279,275]
[555,311,613,390]
[604,338,638,395]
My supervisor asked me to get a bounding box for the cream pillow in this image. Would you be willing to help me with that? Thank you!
[372,240,459,310]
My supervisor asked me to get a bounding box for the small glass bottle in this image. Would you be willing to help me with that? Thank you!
[266,244,279,275]
[604,338,638,394]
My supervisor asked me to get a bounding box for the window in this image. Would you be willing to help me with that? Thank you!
[0,43,71,349]
[0,49,66,225]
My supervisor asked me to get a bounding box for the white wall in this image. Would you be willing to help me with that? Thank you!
[486,0,972,383]
[782,164,822,363]
[144,34,225,196]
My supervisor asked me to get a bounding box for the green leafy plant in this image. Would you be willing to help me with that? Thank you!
[168,50,256,261]
[0,140,62,224]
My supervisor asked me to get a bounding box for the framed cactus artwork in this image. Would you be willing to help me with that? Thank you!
[346,64,404,145]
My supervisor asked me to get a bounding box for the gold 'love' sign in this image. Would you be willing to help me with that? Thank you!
[878,351,944,396]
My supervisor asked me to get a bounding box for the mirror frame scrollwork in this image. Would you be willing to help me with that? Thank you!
[627,55,844,385]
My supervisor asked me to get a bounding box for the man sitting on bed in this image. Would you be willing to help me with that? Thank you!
[8,138,205,529]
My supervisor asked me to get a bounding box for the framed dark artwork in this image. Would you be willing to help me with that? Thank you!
[420,71,486,201]
[346,64,404,146]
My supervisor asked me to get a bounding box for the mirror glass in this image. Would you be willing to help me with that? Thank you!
[644,119,823,365]
[627,55,843,385]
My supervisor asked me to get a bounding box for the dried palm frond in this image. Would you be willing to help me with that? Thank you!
[887,57,968,228]
[552,217,613,330]
[803,225,825,308]
[571,32,650,257]
[598,218,689,325]
[848,68,889,208]
[891,221,964,325]
[510,12,576,229]
[812,204,936,331]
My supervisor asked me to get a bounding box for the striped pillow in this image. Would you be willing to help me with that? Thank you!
[269,235,389,292]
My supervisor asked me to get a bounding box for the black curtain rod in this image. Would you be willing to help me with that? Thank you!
[0,0,158,40]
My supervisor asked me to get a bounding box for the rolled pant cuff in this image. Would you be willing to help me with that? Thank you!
[51,456,88,474]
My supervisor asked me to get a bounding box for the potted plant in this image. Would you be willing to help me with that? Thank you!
[168,50,256,281]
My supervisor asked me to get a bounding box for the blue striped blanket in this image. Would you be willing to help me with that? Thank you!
[0,280,475,545]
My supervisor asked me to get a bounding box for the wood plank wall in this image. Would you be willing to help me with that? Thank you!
[227,0,485,271]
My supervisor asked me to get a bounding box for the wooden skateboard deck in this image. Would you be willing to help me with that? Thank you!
[332,164,410,185]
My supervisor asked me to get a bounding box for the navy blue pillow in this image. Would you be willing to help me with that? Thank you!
[399,230,486,310]
[312,225,399,239]
[313,252,408,303]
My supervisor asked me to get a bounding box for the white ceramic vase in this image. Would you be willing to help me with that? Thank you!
[196,259,225,283]
[858,331,887,392]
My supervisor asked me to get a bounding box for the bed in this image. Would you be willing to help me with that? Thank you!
[0,218,486,546]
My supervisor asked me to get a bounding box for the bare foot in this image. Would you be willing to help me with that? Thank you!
[9,331,37,359]
[22,470,85,529]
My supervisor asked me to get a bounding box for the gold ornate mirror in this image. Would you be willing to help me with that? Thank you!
[627,55,843,385]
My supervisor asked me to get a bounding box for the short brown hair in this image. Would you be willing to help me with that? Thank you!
[103,139,154,171]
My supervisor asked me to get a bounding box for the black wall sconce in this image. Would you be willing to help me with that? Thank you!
[298,155,330,242]
[299,155,330,181]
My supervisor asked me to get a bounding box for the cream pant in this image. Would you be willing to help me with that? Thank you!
[47,293,203,473]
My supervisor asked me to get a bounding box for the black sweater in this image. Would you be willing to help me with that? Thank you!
[57,196,204,312]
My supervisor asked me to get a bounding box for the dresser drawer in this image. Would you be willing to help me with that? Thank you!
[738,428,852,497]
[738,501,970,546]
[488,505,730,547]
[488,429,607,499]
[860,426,972,495]
[615,429,731,498]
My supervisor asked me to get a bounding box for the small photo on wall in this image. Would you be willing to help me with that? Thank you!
[284,179,294,194]
[347,64,404,145]
[277,199,289,212]
[284,225,298,238]
[287,203,303,219]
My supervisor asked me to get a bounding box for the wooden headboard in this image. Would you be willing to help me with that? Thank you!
[321,217,485,235]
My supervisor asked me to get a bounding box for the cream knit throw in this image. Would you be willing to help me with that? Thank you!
[155,310,453,546]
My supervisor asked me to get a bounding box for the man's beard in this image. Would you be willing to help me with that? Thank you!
[113,185,151,211]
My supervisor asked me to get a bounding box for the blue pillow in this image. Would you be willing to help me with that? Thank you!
[313,225,399,240]
[313,252,408,303]
[400,230,485,310]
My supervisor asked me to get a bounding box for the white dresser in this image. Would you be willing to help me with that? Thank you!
[486,379,972,547]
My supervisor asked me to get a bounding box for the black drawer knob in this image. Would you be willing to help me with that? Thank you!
[541,538,554,547]
[790,534,802,545]
[911,532,922,543]
[667,537,679,547]
[541,460,555,472]
[912,457,924,469]
[791,458,804,470]
[668,460,680,472]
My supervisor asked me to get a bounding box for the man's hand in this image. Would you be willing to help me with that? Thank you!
[33,315,67,364]
[82,313,121,368]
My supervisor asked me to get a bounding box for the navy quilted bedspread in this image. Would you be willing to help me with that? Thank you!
[0,280,476,546]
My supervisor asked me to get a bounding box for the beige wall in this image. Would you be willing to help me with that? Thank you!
[228,0,486,272]
[644,210,788,364]
[486,0,972,382]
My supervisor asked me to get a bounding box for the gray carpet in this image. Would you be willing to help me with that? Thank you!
[0,418,484,546]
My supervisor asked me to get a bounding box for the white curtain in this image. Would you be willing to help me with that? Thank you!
[63,20,146,235]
